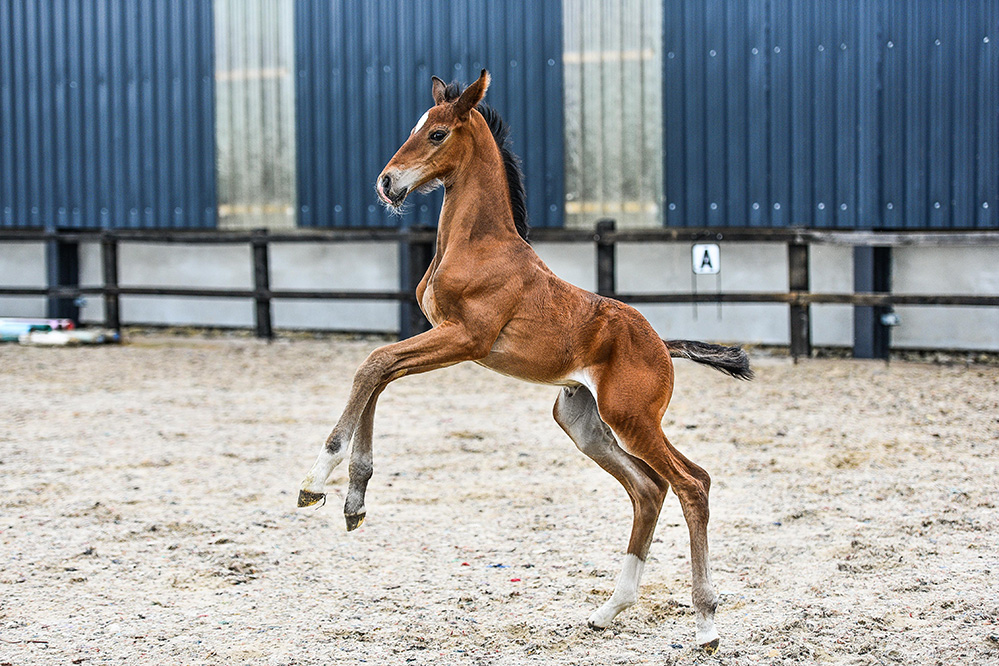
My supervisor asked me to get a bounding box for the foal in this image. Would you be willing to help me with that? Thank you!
[298,70,752,653]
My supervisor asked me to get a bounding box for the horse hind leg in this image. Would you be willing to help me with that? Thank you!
[660,438,720,652]
[553,386,669,629]
[588,373,720,653]
[629,430,721,653]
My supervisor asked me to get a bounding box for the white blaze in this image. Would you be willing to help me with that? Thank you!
[412,110,430,134]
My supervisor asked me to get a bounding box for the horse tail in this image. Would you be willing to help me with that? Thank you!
[665,339,754,381]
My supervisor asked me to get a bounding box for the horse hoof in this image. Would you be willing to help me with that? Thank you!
[297,490,326,508]
[700,638,720,655]
[586,621,606,631]
[344,512,366,531]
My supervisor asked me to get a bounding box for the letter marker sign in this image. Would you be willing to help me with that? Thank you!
[691,243,721,275]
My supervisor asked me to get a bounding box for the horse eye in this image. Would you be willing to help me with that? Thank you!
[429,129,448,143]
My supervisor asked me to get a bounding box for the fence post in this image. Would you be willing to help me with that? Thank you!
[251,229,273,340]
[595,219,616,297]
[788,242,811,360]
[46,231,80,321]
[399,226,433,340]
[101,232,121,333]
[853,246,891,359]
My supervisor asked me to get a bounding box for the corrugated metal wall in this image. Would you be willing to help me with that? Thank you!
[563,0,663,229]
[215,0,297,231]
[0,0,216,230]
[5,2,995,234]
[294,0,564,229]
[664,0,999,230]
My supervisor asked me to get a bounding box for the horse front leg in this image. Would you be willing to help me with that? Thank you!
[297,372,377,508]
[297,358,406,510]
[341,386,385,530]
[297,322,492,514]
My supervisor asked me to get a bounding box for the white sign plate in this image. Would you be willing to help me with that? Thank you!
[691,243,720,275]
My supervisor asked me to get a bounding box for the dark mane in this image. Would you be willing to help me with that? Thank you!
[441,81,462,102]
[475,103,529,240]
[441,82,530,241]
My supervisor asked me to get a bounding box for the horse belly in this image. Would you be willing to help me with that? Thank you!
[478,332,572,385]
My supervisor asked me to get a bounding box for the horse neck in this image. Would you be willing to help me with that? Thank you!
[436,124,520,251]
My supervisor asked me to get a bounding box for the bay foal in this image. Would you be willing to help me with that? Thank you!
[298,71,752,652]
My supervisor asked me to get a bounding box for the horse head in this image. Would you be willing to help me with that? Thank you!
[375,70,491,209]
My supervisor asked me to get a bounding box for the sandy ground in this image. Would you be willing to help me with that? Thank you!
[1,334,998,666]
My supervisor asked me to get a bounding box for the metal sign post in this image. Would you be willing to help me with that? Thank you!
[691,243,721,320]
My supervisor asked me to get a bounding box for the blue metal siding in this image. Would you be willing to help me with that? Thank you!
[0,0,216,230]
[294,0,564,229]
[663,0,999,230]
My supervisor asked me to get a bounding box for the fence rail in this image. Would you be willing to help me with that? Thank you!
[2,224,998,359]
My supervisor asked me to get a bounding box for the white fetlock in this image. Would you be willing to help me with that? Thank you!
[299,474,323,495]
[696,616,720,652]
[587,554,644,629]
[588,599,631,629]
[300,448,345,494]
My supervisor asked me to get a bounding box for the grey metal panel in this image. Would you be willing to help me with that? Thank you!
[563,0,663,229]
[663,0,999,230]
[295,0,564,230]
[215,0,297,231]
[0,0,216,230]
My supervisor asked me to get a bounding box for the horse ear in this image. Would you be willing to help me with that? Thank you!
[431,76,447,105]
[453,69,490,120]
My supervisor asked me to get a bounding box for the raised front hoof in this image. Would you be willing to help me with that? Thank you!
[700,637,720,655]
[344,512,366,531]
[297,489,327,508]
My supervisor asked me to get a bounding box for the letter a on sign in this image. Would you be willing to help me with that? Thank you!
[692,244,720,275]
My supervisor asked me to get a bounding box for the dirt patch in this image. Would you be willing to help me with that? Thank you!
[1,335,998,665]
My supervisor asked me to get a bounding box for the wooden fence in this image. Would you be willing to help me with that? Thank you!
[2,225,997,359]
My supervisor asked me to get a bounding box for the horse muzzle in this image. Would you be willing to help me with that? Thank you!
[376,173,409,207]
